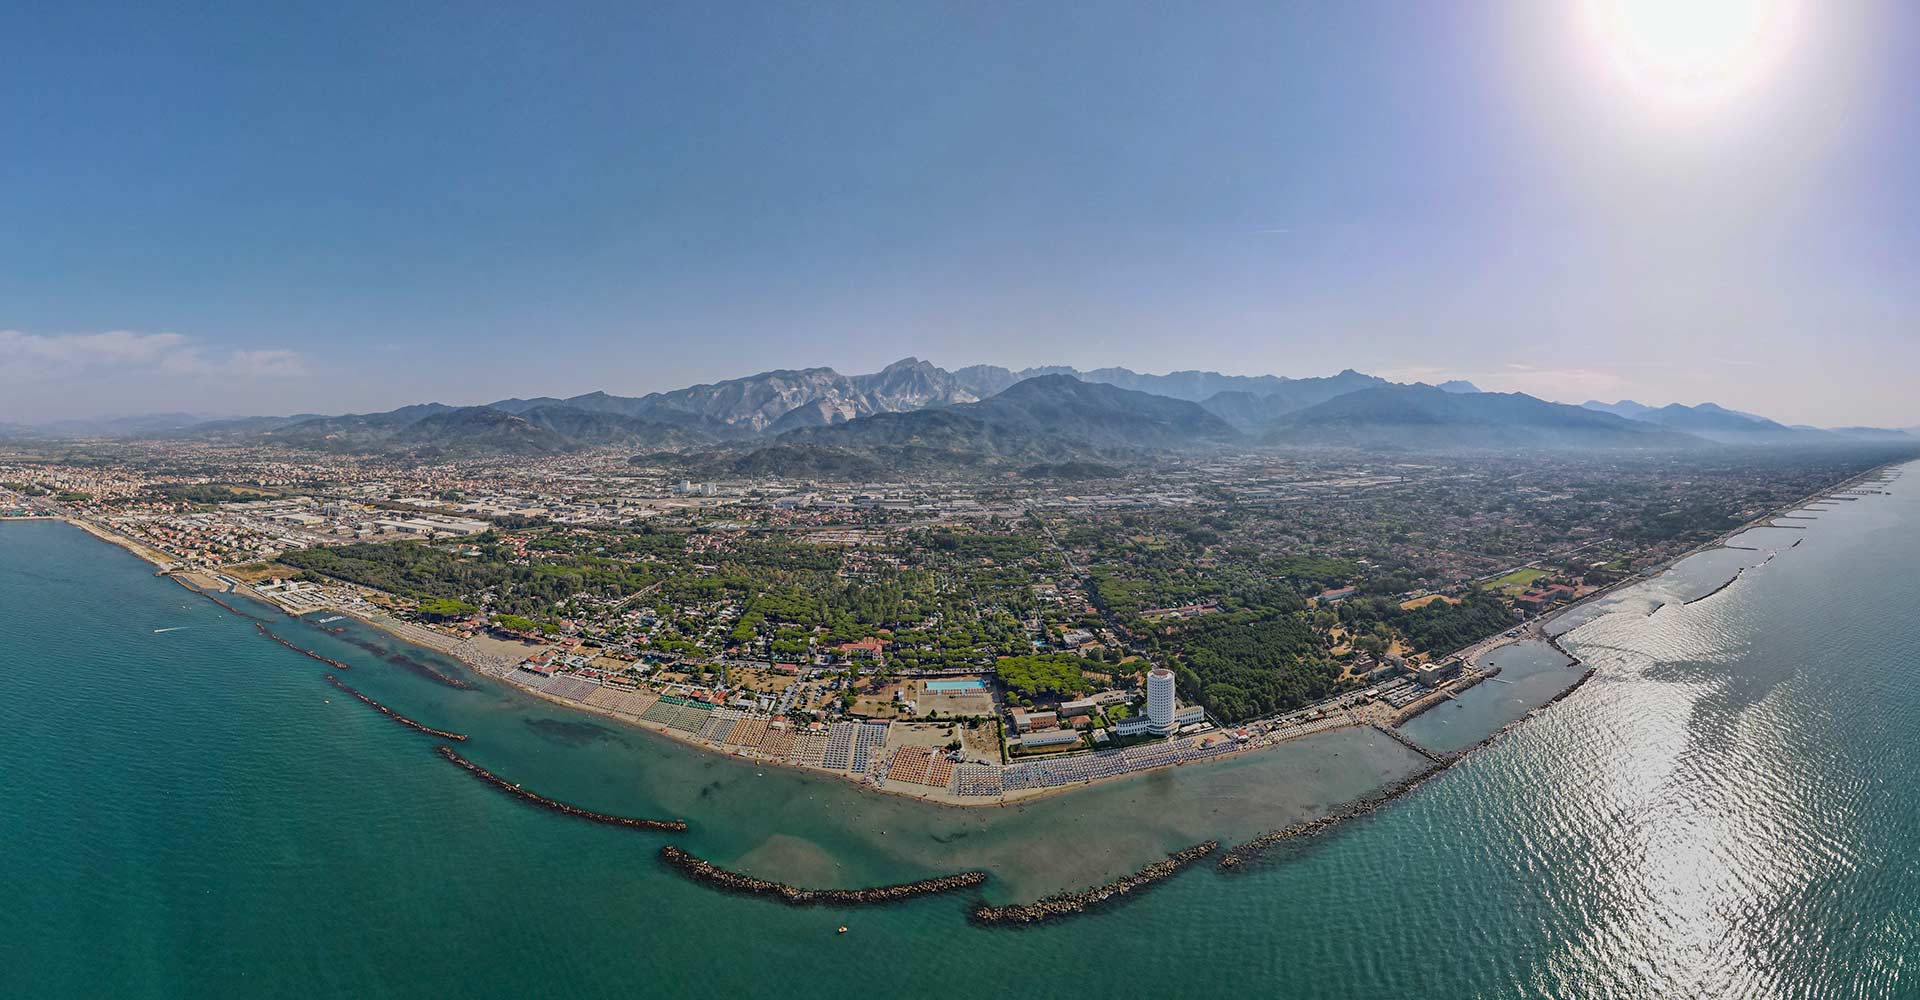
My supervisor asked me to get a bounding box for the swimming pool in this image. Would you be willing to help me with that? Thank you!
[925,679,989,693]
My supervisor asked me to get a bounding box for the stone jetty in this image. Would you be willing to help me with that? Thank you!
[968,841,1218,926]
[436,745,687,832]
[658,845,985,906]
[324,673,466,741]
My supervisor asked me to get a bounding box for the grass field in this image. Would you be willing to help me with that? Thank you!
[1482,567,1549,595]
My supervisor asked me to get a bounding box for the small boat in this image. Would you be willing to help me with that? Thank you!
[837,926,848,934]
[153,627,188,633]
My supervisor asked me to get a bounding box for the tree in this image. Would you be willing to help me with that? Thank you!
[995,654,1095,700]
[418,598,477,621]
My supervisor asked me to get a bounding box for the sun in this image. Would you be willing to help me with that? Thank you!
[1583,0,1799,111]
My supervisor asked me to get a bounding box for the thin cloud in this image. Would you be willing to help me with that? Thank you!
[0,329,307,380]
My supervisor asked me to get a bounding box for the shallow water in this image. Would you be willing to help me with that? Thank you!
[1399,639,1581,754]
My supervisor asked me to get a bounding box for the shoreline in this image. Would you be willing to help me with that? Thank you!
[1470,459,1904,661]
[1205,462,1904,871]
[21,458,1900,817]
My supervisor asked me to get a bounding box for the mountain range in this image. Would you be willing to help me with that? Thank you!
[1,358,1911,470]
[1270,385,1700,449]
[488,357,975,435]
[1580,400,1902,446]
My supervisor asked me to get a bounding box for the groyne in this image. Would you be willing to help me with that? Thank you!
[436,745,687,832]
[658,845,984,906]
[968,841,1218,926]
[1371,724,1445,764]
[255,622,352,671]
[324,674,466,741]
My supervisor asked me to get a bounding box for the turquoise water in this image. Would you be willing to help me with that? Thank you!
[3,462,1917,998]
[925,678,989,692]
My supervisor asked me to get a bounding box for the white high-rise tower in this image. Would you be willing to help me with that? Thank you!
[1146,667,1177,736]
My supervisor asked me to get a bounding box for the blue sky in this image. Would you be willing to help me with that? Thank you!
[2,1,1915,426]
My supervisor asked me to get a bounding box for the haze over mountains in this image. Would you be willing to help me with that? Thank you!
[3,358,1910,470]
[1579,400,1884,446]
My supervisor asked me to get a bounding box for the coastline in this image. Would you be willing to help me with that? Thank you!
[21,457,1900,818]
[1468,459,1904,662]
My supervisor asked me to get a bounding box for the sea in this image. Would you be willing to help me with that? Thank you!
[2,460,1915,999]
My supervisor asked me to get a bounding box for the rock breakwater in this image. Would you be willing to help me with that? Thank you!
[968,841,1218,926]
[436,746,686,832]
[658,845,984,906]
[1218,761,1450,870]
[255,622,352,670]
[324,674,466,740]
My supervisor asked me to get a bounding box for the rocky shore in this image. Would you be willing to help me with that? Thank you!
[658,845,986,906]
[325,673,466,740]
[968,841,1219,926]
[436,745,687,832]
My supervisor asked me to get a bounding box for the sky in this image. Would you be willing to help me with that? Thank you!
[2,1,1915,427]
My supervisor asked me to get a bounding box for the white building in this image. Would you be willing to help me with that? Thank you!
[1147,667,1177,736]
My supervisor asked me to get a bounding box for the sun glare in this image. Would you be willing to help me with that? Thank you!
[1584,0,1798,112]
